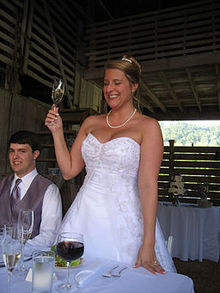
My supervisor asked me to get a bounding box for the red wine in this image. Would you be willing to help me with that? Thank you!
[56,241,84,261]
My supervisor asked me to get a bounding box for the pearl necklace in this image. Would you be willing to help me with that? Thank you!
[106,108,137,129]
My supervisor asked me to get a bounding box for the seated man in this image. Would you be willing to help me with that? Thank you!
[0,130,62,246]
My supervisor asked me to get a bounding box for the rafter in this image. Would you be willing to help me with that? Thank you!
[43,0,73,108]
[140,80,166,112]
[215,64,220,111]
[23,0,34,74]
[185,68,202,112]
[135,96,155,113]
[159,71,183,112]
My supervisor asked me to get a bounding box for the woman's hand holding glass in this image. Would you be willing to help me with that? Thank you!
[45,78,64,133]
[45,107,63,133]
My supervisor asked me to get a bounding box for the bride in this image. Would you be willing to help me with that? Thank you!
[45,55,176,274]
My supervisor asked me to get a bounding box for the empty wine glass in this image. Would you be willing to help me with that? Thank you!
[2,224,23,293]
[51,78,65,110]
[17,209,34,272]
[56,232,84,291]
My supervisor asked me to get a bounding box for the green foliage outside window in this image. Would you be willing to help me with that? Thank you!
[159,121,220,146]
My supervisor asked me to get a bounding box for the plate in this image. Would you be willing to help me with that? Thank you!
[55,258,84,269]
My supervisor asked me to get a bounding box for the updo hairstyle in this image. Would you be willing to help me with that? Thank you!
[104,55,142,86]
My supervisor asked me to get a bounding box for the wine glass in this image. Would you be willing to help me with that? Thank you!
[51,78,65,110]
[0,225,6,263]
[2,224,23,293]
[56,232,84,291]
[17,209,34,272]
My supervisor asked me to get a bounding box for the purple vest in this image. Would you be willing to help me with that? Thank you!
[0,174,52,238]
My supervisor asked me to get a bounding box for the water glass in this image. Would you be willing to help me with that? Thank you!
[32,251,55,293]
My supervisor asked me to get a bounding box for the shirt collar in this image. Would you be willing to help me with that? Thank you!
[12,169,38,196]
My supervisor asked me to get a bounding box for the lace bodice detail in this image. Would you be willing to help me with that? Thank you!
[82,133,140,179]
[61,133,176,272]
[81,134,143,259]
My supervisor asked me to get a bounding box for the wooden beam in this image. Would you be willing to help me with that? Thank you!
[20,0,28,56]
[140,80,166,112]
[159,71,183,112]
[43,0,73,108]
[215,64,220,111]
[98,0,114,19]
[26,69,52,87]
[185,68,202,112]
[134,95,154,113]
[141,52,220,74]
[23,0,34,74]
[152,107,220,121]
[85,52,220,80]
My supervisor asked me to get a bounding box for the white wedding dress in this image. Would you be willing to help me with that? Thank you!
[60,133,176,272]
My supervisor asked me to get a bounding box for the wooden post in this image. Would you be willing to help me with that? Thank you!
[43,0,73,109]
[169,139,175,182]
[23,0,34,75]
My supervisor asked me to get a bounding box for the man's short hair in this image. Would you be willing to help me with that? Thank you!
[8,130,41,152]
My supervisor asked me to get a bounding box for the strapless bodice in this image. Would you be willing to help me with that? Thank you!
[82,133,140,183]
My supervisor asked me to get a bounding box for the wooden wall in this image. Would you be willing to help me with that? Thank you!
[159,140,220,206]
[0,88,49,175]
[85,0,220,70]
[0,0,91,109]
[79,79,103,112]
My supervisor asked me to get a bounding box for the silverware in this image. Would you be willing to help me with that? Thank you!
[102,265,119,277]
[112,266,127,277]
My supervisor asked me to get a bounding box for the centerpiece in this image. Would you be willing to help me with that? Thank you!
[168,175,185,206]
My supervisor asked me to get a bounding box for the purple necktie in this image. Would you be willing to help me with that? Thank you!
[10,178,22,211]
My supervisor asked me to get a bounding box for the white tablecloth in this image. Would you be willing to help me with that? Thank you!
[0,254,194,293]
[157,203,220,262]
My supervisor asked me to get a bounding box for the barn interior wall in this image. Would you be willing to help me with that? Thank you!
[0,88,49,175]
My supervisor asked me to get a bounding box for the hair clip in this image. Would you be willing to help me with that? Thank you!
[121,57,133,64]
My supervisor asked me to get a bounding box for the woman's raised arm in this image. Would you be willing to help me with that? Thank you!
[45,106,87,180]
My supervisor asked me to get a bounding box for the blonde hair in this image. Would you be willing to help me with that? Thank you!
[104,55,142,85]
[104,55,142,112]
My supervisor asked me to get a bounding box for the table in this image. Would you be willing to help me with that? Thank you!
[0,254,194,293]
[157,202,220,262]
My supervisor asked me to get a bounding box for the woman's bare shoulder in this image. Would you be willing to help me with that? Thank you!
[80,113,105,134]
[136,112,160,128]
[82,113,105,125]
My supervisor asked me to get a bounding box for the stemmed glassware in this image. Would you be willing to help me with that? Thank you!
[0,225,6,263]
[17,209,34,272]
[2,224,23,293]
[51,78,65,110]
[56,232,84,291]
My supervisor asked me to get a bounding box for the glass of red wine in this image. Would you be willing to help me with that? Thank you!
[56,232,84,291]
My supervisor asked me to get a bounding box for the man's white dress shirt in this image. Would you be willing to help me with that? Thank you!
[10,168,62,247]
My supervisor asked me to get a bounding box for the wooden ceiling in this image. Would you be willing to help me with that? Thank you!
[84,0,220,121]
[139,56,220,121]
[1,0,220,121]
